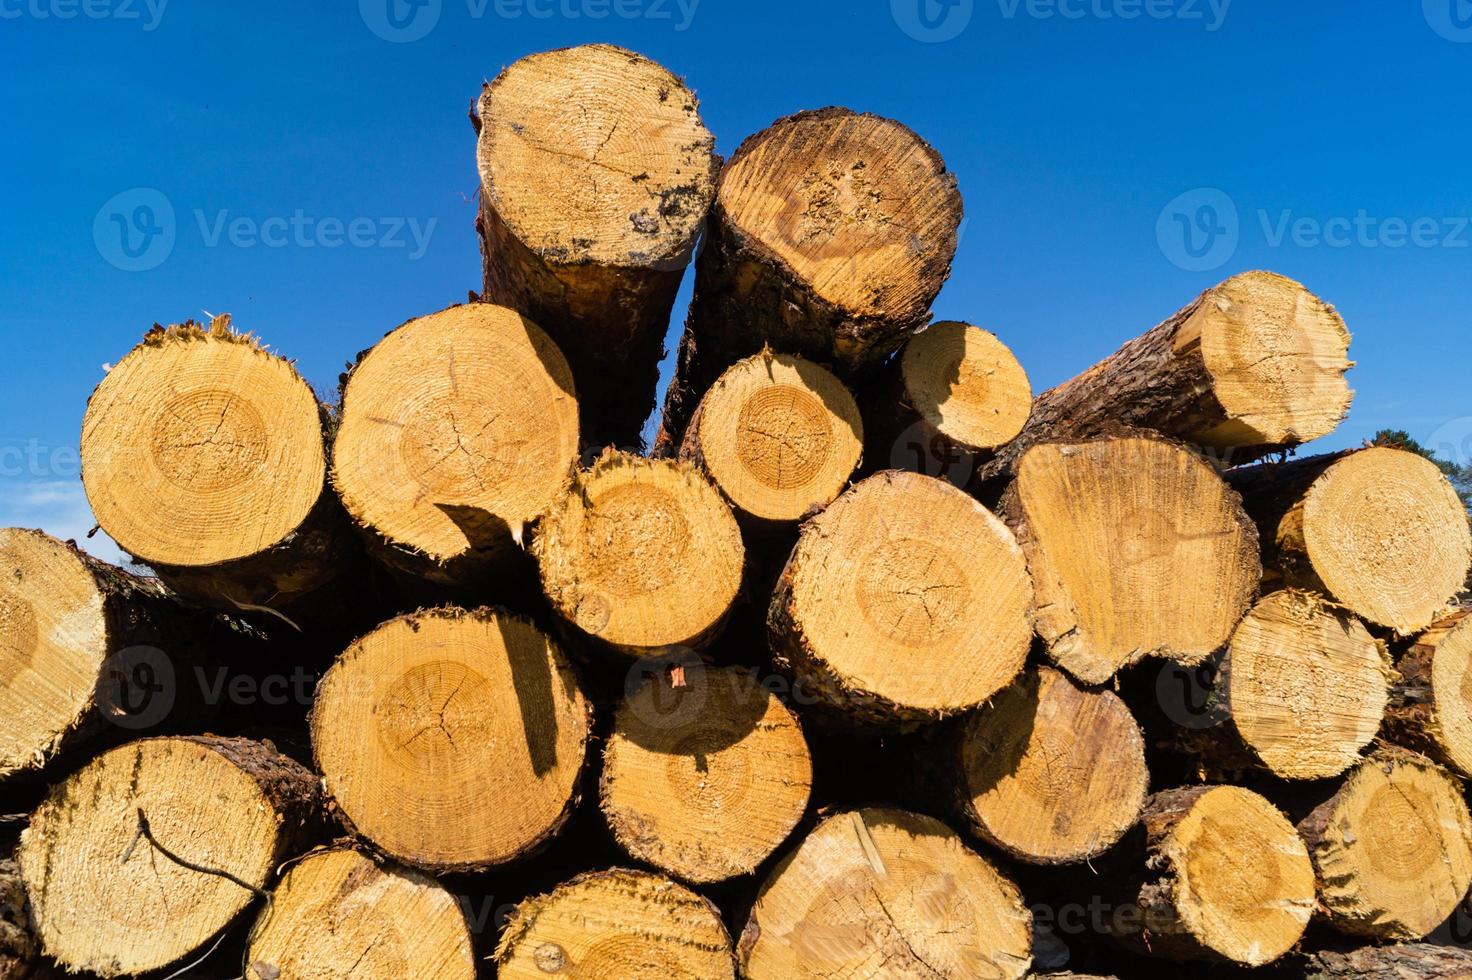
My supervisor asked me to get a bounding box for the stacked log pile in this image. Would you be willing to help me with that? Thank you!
[2,41,1470,980]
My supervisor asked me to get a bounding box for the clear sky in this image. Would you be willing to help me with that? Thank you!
[2,0,1468,562]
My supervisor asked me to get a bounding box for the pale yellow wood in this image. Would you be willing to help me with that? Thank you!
[901,322,1031,451]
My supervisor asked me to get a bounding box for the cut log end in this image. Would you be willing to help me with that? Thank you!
[1298,748,1472,941]
[245,848,476,980]
[0,529,106,778]
[601,665,812,884]
[1387,611,1472,776]
[1225,590,1389,780]
[1299,447,1472,633]
[957,667,1148,865]
[495,868,735,980]
[310,608,591,872]
[1009,435,1260,685]
[18,736,319,978]
[81,322,326,571]
[720,108,960,328]
[739,808,1032,979]
[681,352,863,524]
[1192,270,1353,448]
[478,43,716,270]
[771,470,1033,723]
[901,322,1031,451]
[333,303,578,579]
[535,452,744,652]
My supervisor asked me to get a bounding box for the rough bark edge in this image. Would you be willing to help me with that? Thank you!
[1384,611,1472,777]
[1300,943,1472,979]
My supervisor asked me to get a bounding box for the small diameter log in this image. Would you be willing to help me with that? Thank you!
[1101,786,1315,966]
[865,321,1031,479]
[474,43,718,449]
[1385,611,1472,776]
[1228,446,1472,634]
[245,846,476,980]
[81,316,352,615]
[658,107,963,451]
[678,352,863,527]
[976,270,1353,486]
[495,868,735,979]
[333,303,578,590]
[1297,747,1472,941]
[1001,434,1261,685]
[534,452,744,654]
[769,470,1034,727]
[0,528,232,781]
[1302,943,1472,979]
[310,608,591,873]
[739,808,1032,979]
[1218,590,1389,780]
[953,666,1148,865]
[18,736,321,978]
[600,665,813,884]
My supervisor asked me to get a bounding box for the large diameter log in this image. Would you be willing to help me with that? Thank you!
[0,528,237,781]
[1218,590,1389,780]
[81,316,352,615]
[976,270,1353,486]
[739,808,1032,979]
[953,666,1148,865]
[1302,944,1472,979]
[17,736,321,978]
[657,107,963,451]
[495,868,735,979]
[474,43,717,449]
[1297,747,1472,941]
[1101,785,1315,966]
[600,665,812,884]
[534,452,744,654]
[244,846,476,980]
[333,303,578,590]
[865,321,1032,479]
[678,352,863,527]
[1228,446,1472,634]
[1385,611,1472,776]
[1001,434,1261,684]
[310,607,591,872]
[769,470,1034,726]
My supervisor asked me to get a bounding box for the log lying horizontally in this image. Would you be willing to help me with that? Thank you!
[1000,433,1261,685]
[1297,747,1472,941]
[657,107,963,450]
[600,665,812,884]
[975,270,1354,488]
[475,44,718,449]
[739,808,1032,979]
[18,736,321,978]
[333,303,579,593]
[245,846,476,980]
[1384,611,1472,777]
[310,607,591,873]
[495,868,736,979]
[1302,944,1472,979]
[81,316,354,620]
[1227,446,1472,634]
[1098,785,1315,966]
[679,351,864,528]
[770,470,1034,726]
[951,666,1148,865]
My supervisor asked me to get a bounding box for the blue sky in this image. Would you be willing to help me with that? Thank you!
[1,0,1469,563]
